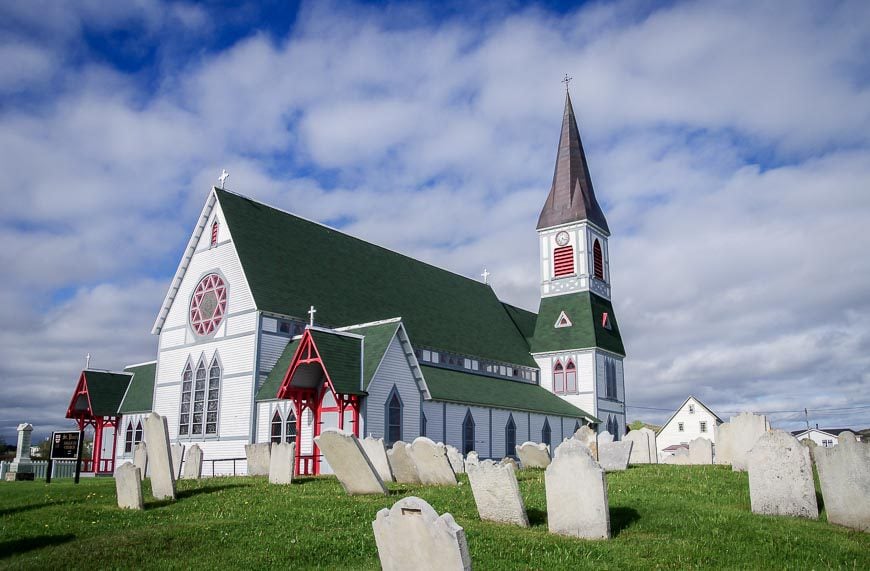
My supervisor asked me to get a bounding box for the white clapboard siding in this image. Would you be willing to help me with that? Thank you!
[115,413,147,460]
[364,335,421,442]
[159,328,186,350]
[259,334,291,376]
[421,400,444,443]
[219,375,255,438]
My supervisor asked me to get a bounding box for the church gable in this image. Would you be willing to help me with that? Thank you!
[530,291,625,356]
[66,370,132,419]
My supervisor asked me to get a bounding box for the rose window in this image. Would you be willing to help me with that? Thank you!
[189,274,227,336]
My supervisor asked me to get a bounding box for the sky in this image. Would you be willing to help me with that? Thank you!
[1,0,869,444]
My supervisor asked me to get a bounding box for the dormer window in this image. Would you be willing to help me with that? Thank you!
[593,239,604,280]
[211,220,219,247]
[553,246,574,277]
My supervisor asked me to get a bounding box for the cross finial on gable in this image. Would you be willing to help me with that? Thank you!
[562,73,573,92]
[308,305,317,326]
[85,353,91,369]
[218,169,229,189]
[481,268,490,285]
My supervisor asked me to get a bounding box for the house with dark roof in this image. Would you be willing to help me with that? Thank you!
[656,395,723,460]
[68,92,628,476]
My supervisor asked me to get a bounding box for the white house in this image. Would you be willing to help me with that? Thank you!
[791,427,860,447]
[657,395,723,459]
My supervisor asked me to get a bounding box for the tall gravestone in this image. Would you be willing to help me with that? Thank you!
[269,442,295,485]
[515,441,551,468]
[466,459,529,527]
[143,412,176,500]
[170,443,185,479]
[573,426,599,460]
[245,443,271,476]
[815,431,870,532]
[181,444,203,480]
[716,412,769,471]
[7,423,34,480]
[133,442,148,481]
[115,462,143,510]
[361,437,395,482]
[639,427,658,464]
[598,440,633,471]
[688,437,713,465]
[372,496,472,571]
[314,429,387,495]
[445,444,465,474]
[387,441,421,485]
[624,430,651,464]
[747,430,818,519]
[546,439,610,539]
[408,437,457,486]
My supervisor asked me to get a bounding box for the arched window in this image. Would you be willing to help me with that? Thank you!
[604,358,618,399]
[593,239,604,280]
[542,418,552,448]
[420,411,427,437]
[462,410,475,455]
[179,362,193,436]
[386,389,402,446]
[286,410,297,445]
[134,421,143,444]
[124,422,134,453]
[505,414,516,457]
[565,360,577,393]
[206,356,221,435]
[211,220,219,247]
[190,359,207,436]
[271,410,283,444]
[553,361,565,394]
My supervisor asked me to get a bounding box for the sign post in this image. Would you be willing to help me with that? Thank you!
[47,431,82,484]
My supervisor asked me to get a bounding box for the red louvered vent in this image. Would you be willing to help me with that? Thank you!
[211,221,219,246]
[553,246,574,277]
[593,240,604,279]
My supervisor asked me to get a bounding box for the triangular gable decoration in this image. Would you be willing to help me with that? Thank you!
[66,372,93,418]
[554,311,572,328]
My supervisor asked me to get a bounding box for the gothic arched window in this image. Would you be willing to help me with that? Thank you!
[553,361,565,394]
[505,414,516,457]
[205,356,221,435]
[211,220,219,247]
[565,360,577,393]
[286,409,297,444]
[134,421,143,444]
[271,410,283,444]
[542,418,552,448]
[386,388,402,446]
[605,358,618,399]
[593,239,604,280]
[179,362,193,436]
[124,422,134,453]
[462,410,475,455]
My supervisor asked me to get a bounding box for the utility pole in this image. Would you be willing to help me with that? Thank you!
[804,408,810,432]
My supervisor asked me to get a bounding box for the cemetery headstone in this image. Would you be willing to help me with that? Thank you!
[7,423,34,480]
[133,442,148,481]
[747,430,818,519]
[664,448,691,465]
[171,443,184,479]
[500,457,519,471]
[245,443,271,476]
[465,451,480,470]
[688,437,713,465]
[372,496,472,571]
[361,436,395,482]
[598,440,633,471]
[624,430,651,464]
[716,412,769,471]
[815,431,870,532]
[598,430,615,444]
[269,442,295,485]
[114,462,143,510]
[800,438,817,463]
[387,441,421,485]
[143,412,176,500]
[573,426,599,460]
[314,429,387,495]
[181,444,203,480]
[408,437,457,486]
[466,459,529,527]
[446,444,465,474]
[639,427,658,463]
[515,441,551,468]
[546,439,610,539]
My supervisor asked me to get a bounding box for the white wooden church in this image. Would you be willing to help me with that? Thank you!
[65,93,628,476]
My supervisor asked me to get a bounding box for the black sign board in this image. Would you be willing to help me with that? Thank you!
[51,431,81,460]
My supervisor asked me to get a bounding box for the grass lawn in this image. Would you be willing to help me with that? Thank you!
[1,465,867,569]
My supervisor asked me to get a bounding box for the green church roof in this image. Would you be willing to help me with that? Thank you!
[340,321,401,389]
[421,365,598,421]
[530,291,626,356]
[308,329,363,395]
[81,371,132,417]
[118,362,156,414]
[216,188,537,368]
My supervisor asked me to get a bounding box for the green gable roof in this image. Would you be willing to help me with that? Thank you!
[119,362,156,414]
[308,329,363,395]
[421,365,597,420]
[256,338,301,401]
[502,302,537,344]
[216,188,536,367]
[83,371,132,416]
[530,291,625,356]
[341,321,401,389]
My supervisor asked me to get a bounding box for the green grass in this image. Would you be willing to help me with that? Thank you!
[1,465,867,569]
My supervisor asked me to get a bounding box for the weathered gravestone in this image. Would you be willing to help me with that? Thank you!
[170,443,184,479]
[466,451,479,470]
[387,441,421,485]
[639,427,658,463]
[515,441,551,468]
[245,442,271,476]
[624,430,652,464]
[133,442,148,481]
[500,457,519,471]
[361,437,395,482]
[181,444,203,480]
[815,431,870,532]
[7,423,34,480]
[747,430,818,519]
[408,437,457,486]
[800,438,818,463]
[372,496,472,571]
[598,430,615,444]
[143,412,176,500]
[546,439,610,539]
[688,437,713,465]
[598,440,633,471]
[715,412,769,471]
[573,426,599,460]
[663,448,691,465]
[446,444,465,474]
[269,442,294,485]
[314,429,387,495]
[467,459,529,527]
[114,462,143,510]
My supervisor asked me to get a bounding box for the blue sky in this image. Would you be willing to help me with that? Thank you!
[2,0,870,443]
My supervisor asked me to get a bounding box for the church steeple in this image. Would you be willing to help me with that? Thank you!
[536,92,609,234]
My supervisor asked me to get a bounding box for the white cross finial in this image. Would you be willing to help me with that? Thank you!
[481,268,490,285]
[562,73,573,92]
[218,169,229,189]
[308,305,317,326]
[85,353,91,369]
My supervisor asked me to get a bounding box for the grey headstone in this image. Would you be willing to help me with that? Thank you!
[245,443,271,476]
[269,442,294,485]
[114,462,143,510]
[408,437,457,486]
[639,427,658,463]
[664,448,691,465]
[573,426,599,460]
[515,441,551,468]
[598,430,615,444]
[181,444,203,480]
[387,441,421,485]
[624,430,651,464]
[500,457,519,471]
[546,439,610,539]
[170,443,184,478]
[372,496,471,571]
[467,459,529,527]
[716,412,769,471]
[688,437,713,465]
[748,430,818,519]
[315,429,387,495]
[361,437,395,482]
[133,442,148,481]
[465,451,480,470]
[800,438,818,463]
[10,423,34,474]
[815,431,870,532]
[446,444,465,474]
[143,412,176,500]
[598,440,633,471]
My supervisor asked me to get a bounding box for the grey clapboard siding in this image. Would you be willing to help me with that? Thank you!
[365,335,421,442]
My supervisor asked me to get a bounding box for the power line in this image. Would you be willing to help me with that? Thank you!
[625,403,870,415]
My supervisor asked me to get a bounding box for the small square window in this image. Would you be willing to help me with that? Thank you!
[688,404,695,414]
[422,350,431,362]
[678,422,684,432]
[279,321,291,334]
[700,421,707,433]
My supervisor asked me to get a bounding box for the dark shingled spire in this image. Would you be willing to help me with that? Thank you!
[537,92,609,233]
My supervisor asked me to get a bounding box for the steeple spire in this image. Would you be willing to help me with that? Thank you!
[536,92,609,233]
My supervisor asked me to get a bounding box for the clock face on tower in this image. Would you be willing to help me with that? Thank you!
[555,231,570,246]
[189,273,227,336]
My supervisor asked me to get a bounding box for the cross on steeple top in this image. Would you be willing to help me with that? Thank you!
[308,305,317,326]
[481,268,490,285]
[562,73,573,92]
[85,353,91,369]
[218,169,229,189]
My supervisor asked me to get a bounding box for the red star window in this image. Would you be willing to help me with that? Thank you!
[189,274,227,336]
